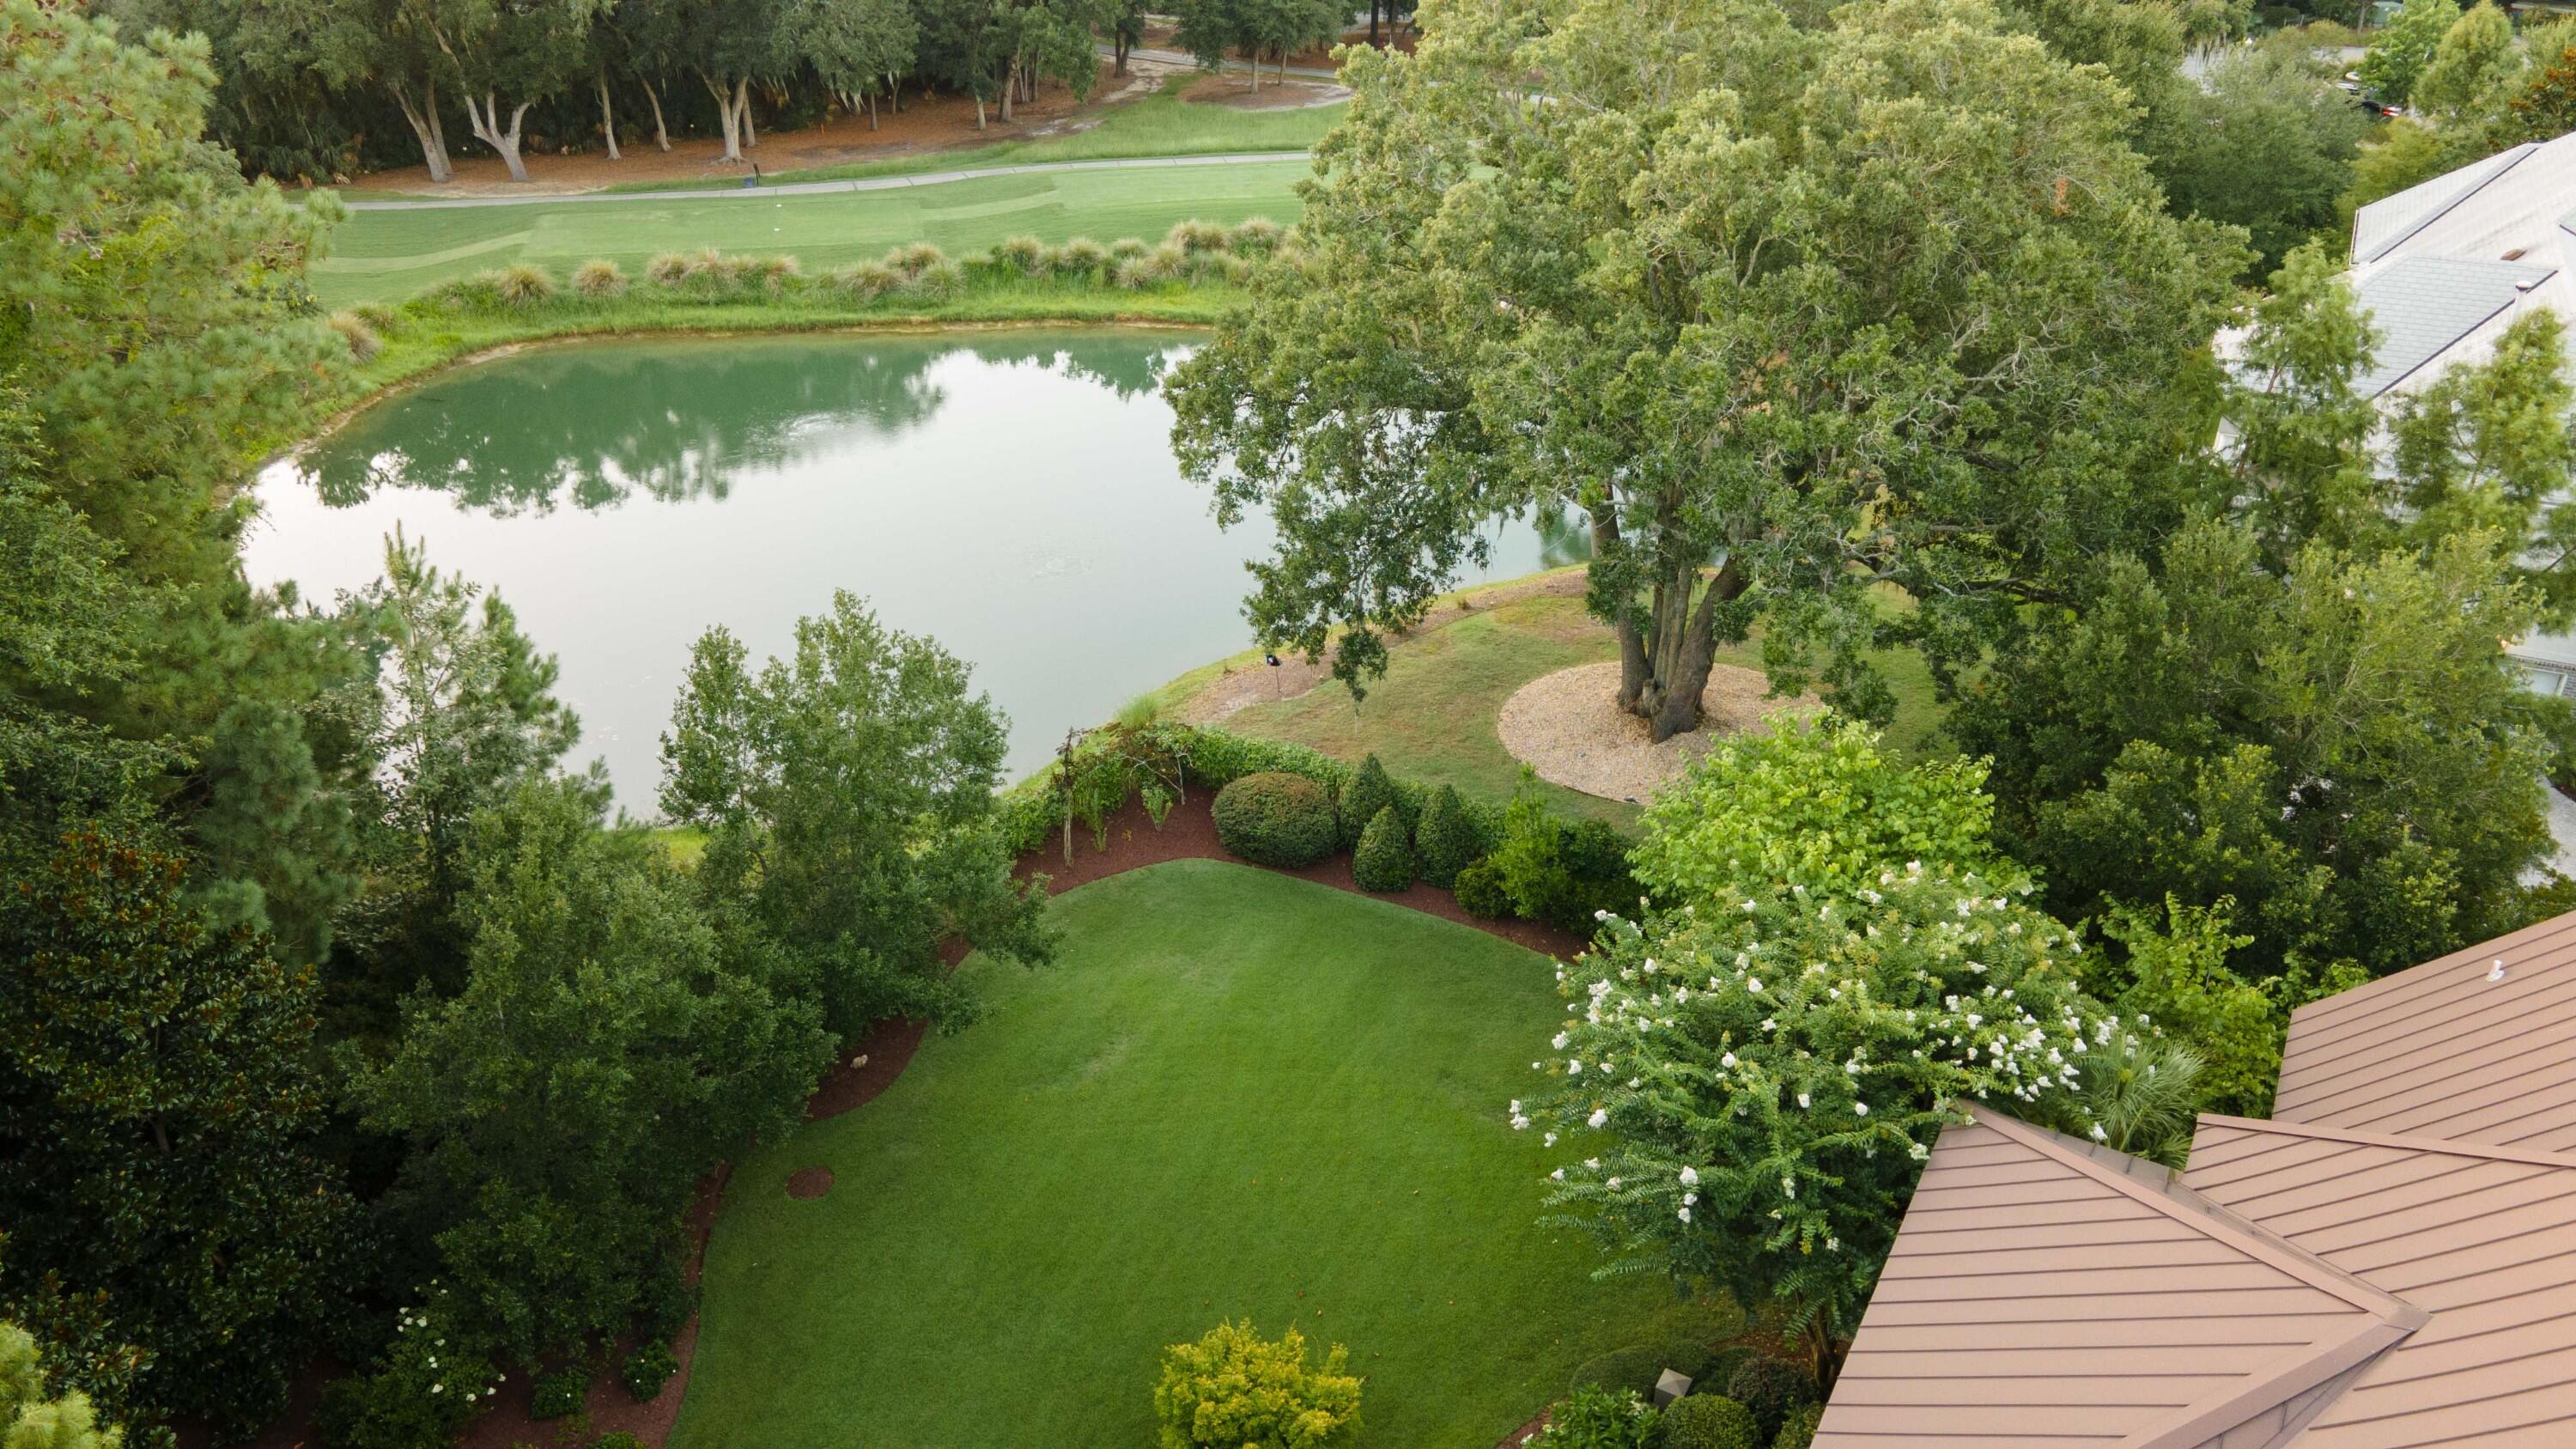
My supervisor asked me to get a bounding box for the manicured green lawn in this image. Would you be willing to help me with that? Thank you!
[1212,588,1947,828]
[315,157,1312,307]
[607,77,1345,192]
[676,861,1691,1449]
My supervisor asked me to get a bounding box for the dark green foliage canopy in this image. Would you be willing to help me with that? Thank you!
[1351,805,1413,892]
[1413,784,1479,889]
[1212,771,1339,868]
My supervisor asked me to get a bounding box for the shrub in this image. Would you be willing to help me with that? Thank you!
[1539,1385,1659,1448]
[908,257,965,301]
[829,260,902,300]
[1152,1320,1360,1449]
[1109,235,1151,261]
[494,263,556,307]
[1490,787,1637,931]
[1338,755,1402,847]
[1164,217,1231,253]
[1054,236,1109,275]
[1663,1394,1761,1449]
[1212,772,1338,868]
[1453,857,1512,918]
[994,233,1048,274]
[1229,216,1285,254]
[1722,1355,1815,1440]
[530,1368,587,1420]
[645,251,690,284]
[883,241,946,277]
[1770,1403,1823,1449]
[621,1341,678,1401]
[1115,248,1182,289]
[1352,806,1413,892]
[1416,784,1481,887]
[572,259,628,297]
[327,310,381,362]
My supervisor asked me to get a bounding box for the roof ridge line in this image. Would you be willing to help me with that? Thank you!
[2113,1317,2415,1449]
[2196,1113,2576,1172]
[2354,141,2543,265]
[1968,1111,2425,1327]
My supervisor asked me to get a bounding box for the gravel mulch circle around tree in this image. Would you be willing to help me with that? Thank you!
[1498,661,1822,803]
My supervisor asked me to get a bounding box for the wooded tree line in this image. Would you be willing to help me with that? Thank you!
[94,0,1364,184]
[2,6,1049,1446]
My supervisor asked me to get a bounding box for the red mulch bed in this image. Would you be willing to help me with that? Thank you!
[216,794,1591,1449]
[783,1167,835,1201]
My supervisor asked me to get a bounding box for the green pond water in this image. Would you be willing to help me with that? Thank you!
[246,330,1581,810]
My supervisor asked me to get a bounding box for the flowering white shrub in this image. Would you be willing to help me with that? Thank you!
[1519,861,2124,1341]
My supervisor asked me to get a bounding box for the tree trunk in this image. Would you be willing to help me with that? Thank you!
[999,59,1016,121]
[391,78,453,183]
[1370,0,1382,46]
[866,90,878,130]
[642,77,671,151]
[973,92,987,129]
[461,91,532,182]
[702,72,743,161]
[1115,32,1131,75]
[742,79,758,147]
[597,70,621,161]
[890,74,902,113]
[1629,558,1744,741]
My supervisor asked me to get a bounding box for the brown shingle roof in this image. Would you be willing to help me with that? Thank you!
[1818,908,2576,1446]
[1817,1111,2421,1447]
[2275,911,2576,1150]
[2186,1116,2576,1446]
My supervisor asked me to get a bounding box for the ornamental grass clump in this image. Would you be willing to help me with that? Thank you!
[572,259,628,297]
[1054,236,1109,276]
[1228,216,1285,254]
[755,254,802,294]
[829,260,902,300]
[994,233,1048,275]
[1352,806,1413,892]
[882,241,946,277]
[645,251,691,284]
[1152,1319,1360,1449]
[1163,217,1231,254]
[906,257,965,301]
[1660,1393,1761,1449]
[494,263,556,307]
[1211,771,1336,868]
[326,310,380,362]
[1109,235,1151,262]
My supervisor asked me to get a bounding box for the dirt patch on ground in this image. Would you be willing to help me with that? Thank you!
[1176,569,1591,725]
[785,1166,835,1200]
[1180,74,1352,107]
[1499,661,1824,803]
[341,59,1163,197]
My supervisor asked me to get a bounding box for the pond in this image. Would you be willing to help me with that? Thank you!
[246,330,1584,813]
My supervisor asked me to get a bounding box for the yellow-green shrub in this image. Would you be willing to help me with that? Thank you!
[1152,1320,1359,1449]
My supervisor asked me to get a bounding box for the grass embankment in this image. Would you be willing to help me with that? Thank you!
[314,155,1311,307]
[606,76,1344,192]
[319,221,1276,406]
[1148,583,1947,829]
[678,861,1708,1449]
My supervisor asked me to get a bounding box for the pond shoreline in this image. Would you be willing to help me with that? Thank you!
[271,310,1220,469]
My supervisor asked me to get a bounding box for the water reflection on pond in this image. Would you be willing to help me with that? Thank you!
[246,331,1586,811]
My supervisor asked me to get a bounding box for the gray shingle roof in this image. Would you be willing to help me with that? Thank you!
[2353,143,2539,265]
[2350,257,2557,398]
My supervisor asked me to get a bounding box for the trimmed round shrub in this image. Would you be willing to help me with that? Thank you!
[1663,1393,1761,1449]
[1770,1403,1823,1449]
[572,259,628,297]
[494,262,555,307]
[1352,806,1413,892]
[1416,783,1480,888]
[1164,217,1231,253]
[529,1368,586,1420]
[326,311,381,362]
[829,260,902,300]
[645,250,690,284]
[907,257,965,301]
[1453,857,1512,919]
[1540,1385,1659,1447]
[1723,1355,1816,1440]
[1338,754,1401,848]
[994,233,1048,274]
[1212,771,1337,868]
[621,1341,678,1401]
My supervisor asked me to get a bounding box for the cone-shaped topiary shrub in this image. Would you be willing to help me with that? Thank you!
[1352,806,1413,892]
[1338,754,1401,848]
[1212,772,1337,868]
[1415,784,1480,887]
[1723,1356,1817,1440]
[1663,1393,1762,1449]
